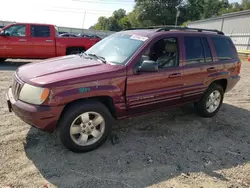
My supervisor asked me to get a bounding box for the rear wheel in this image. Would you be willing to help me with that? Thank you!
[58,100,113,153]
[66,48,85,55]
[195,83,224,117]
[69,50,80,55]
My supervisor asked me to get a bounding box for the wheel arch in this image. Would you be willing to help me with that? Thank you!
[57,96,117,128]
[209,79,228,92]
[66,46,86,55]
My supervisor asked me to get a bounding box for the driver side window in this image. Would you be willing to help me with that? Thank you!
[4,25,26,37]
[140,37,179,69]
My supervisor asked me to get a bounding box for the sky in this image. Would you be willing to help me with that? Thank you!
[0,0,241,29]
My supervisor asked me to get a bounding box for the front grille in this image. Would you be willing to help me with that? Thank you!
[12,73,23,101]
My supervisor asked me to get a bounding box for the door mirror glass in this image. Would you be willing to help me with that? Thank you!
[138,60,158,72]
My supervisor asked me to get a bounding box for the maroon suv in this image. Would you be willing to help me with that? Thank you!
[6,27,241,152]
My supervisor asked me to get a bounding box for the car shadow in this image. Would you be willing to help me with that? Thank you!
[0,59,37,71]
[24,103,250,187]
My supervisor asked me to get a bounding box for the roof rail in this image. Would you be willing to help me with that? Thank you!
[156,26,224,35]
[122,26,224,35]
[122,26,163,31]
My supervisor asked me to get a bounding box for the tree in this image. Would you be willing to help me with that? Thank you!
[90,0,250,31]
[89,9,129,31]
[94,16,109,30]
[134,0,185,26]
[113,9,126,20]
[185,0,204,21]
[203,0,229,18]
[127,9,142,27]
[119,17,132,30]
[107,17,122,31]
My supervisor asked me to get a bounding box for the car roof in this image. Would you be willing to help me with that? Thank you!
[7,23,54,27]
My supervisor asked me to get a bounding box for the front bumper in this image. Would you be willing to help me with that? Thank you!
[6,87,64,132]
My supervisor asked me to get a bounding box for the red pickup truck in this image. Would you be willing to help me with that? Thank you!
[0,23,100,61]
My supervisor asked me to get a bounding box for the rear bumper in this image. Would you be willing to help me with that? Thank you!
[6,87,64,132]
[225,75,241,93]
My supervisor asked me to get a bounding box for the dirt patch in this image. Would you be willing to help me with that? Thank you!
[0,60,250,188]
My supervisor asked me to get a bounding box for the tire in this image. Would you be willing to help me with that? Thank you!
[67,48,85,55]
[195,83,224,118]
[58,100,114,153]
[69,50,80,55]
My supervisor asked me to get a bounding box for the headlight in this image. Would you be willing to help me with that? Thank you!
[19,84,50,105]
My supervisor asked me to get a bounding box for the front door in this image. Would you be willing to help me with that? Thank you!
[3,24,32,58]
[126,36,184,115]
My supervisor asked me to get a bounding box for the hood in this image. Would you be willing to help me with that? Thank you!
[16,55,122,86]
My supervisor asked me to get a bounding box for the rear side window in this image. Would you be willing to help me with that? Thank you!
[31,25,50,37]
[184,36,205,64]
[211,37,237,60]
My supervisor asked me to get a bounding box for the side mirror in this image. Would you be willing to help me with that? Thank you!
[138,60,158,72]
[0,30,5,36]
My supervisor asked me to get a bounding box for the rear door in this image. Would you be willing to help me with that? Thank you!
[30,25,56,58]
[182,35,214,103]
[3,24,32,58]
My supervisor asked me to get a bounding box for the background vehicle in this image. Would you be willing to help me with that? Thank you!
[59,33,80,38]
[0,23,101,60]
[6,27,241,153]
[78,33,101,39]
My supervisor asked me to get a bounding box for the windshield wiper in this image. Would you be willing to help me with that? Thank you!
[86,53,107,64]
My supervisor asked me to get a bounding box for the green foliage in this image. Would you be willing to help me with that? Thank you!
[90,0,250,31]
[119,17,132,30]
[181,20,192,27]
[90,9,129,31]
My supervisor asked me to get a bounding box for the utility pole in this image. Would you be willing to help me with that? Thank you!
[82,10,86,29]
[175,5,180,27]
[160,0,165,25]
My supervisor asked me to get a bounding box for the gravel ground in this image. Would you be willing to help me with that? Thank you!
[0,59,250,188]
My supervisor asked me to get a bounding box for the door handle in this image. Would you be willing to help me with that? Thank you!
[207,67,217,72]
[19,39,26,42]
[45,40,53,42]
[168,73,181,78]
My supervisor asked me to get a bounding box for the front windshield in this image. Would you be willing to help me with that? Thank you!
[85,33,148,65]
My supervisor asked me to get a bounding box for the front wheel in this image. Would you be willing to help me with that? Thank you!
[195,83,224,118]
[58,100,113,153]
[0,58,6,62]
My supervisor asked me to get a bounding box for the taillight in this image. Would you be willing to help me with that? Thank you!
[236,61,241,74]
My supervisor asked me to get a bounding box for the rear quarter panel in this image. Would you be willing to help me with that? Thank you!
[204,35,241,89]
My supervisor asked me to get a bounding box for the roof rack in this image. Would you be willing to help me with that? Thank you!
[156,26,224,35]
[123,26,224,35]
[123,26,163,31]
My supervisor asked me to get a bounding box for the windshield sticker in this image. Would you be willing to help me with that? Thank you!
[130,35,148,41]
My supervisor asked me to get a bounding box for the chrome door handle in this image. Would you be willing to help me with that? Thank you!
[19,39,26,42]
[46,40,53,42]
[169,73,181,78]
[207,67,217,72]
